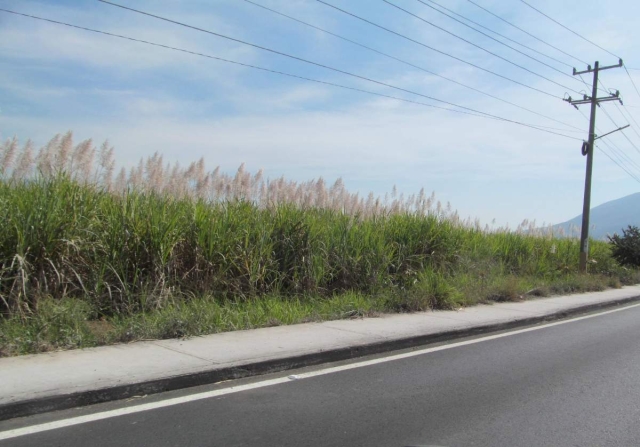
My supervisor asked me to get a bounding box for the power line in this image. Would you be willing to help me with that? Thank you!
[599,63,640,132]
[596,144,640,183]
[0,8,495,121]
[517,0,638,178]
[520,0,640,173]
[624,66,640,100]
[519,0,620,60]
[580,103,640,177]
[602,83,640,141]
[314,0,560,99]
[95,1,577,133]
[589,111,640,179]
[97,0,561,121]
[599,135,640,173]
[596,76,640,144]
[576,108,640,182]
[417,0,573,68]
[600,106,640,156]
[605,142,640,175]
[596,144,640,184]
[244,0,583,132]
[576,74,591,93]
[578,75,610,97]
[465,0,588,66]
[615,103,640,141]
[387,0,584,92]
[583,107,640,172]
[601,136,640,175]
[579,75,614,99]
[0,7,582,140]
[517,0,637,142]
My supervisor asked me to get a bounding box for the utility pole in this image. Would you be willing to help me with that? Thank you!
[565,59,625,273]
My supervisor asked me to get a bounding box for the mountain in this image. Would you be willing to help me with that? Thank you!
[552,192,640,239]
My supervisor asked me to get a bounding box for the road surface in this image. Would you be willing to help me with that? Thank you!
[2,303,640,446]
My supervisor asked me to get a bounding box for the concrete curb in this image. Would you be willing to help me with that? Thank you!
[2,294,640,421]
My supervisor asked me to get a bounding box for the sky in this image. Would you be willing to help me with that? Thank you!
[1,0,640,226]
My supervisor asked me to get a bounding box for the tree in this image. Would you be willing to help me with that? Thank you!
[608,225,640,267]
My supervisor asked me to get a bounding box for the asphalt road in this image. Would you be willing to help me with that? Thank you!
[3,304,640,447]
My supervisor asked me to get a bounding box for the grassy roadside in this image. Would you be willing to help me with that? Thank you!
[2,271,638,357]
[2,133,639,356]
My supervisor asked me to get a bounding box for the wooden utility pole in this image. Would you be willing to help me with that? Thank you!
[565,59,625,273]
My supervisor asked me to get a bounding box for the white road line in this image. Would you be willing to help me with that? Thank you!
[2,302,640,442]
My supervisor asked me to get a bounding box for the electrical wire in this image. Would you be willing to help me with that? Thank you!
[0,8,494,121]
[417,0,573,68]
[596,76,640,145]
[596,144,640,184]
[575,108,640,180]
[99,0,638,180]
[0,7,582,140]
[517,0,638,139]
[624,66,640,101]
[601,137,640,175]
[577,75,609,97]
[598,132,639,170]
[594,127,640,181]
[413,0,575,76]
[601,81,640,142]
[589,117,640,182]
[465,0,588,66]
[597,62,640,134]
[96,0,582,132]
[314,0,560,99]
[519,0,620,60]
[615,103,640,141]
[517,0,638,164]
[577,74,591,94]
[96,0,567,119]
[244,0,583,132]
[574,74,640,160]
[385,0,584,93]
[600,107,640,156]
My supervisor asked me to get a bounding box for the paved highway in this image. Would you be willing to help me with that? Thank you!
[2,303,640,446]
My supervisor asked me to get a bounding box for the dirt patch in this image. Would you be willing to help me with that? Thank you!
[86,319,115,342]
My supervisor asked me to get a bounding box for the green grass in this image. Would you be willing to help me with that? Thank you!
[1,176,639,356]
[3,271,637,357]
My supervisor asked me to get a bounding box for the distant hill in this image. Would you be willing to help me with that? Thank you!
[552,192,640,239]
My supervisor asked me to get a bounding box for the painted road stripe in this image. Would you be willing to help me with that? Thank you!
[2,302,640,441]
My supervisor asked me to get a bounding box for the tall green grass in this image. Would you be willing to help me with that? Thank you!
[1,132,638,355]
[0,176,628,318]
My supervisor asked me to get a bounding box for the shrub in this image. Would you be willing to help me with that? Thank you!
[608,225,640,267]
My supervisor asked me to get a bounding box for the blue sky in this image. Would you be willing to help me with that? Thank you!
[1,0,640,226]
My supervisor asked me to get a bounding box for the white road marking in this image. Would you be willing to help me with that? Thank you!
[2,302,640,441]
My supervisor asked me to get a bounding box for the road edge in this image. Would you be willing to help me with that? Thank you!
[2,295,640,421]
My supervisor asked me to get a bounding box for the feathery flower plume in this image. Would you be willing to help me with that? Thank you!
[98,140,115,190]
[36,134,60,178]
[114,167,127,193]
[1,132,538,234]
[0,137,18,176]
[73,139,95,184]
[12,140,34,181]
[54,131,73,174]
